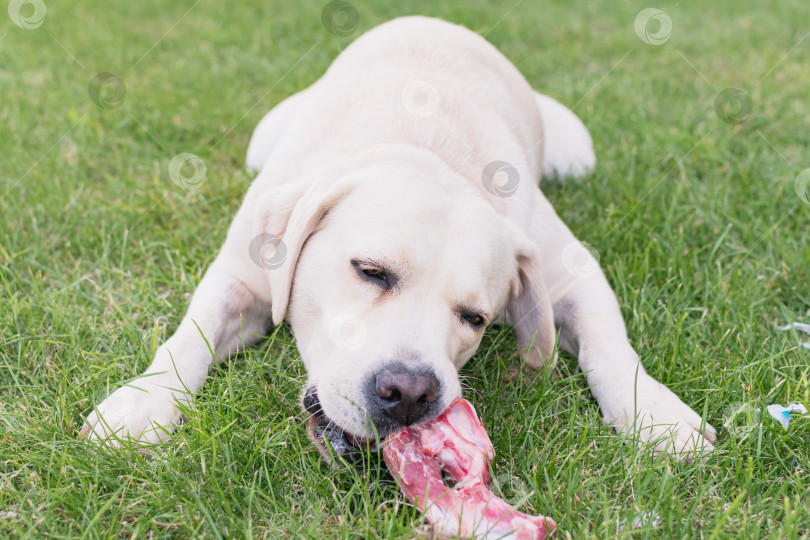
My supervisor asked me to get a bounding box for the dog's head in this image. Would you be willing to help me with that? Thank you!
[255,151,555,461]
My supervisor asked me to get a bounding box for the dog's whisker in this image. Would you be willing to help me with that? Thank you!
[299,412,321,426]
[303,411,318,422]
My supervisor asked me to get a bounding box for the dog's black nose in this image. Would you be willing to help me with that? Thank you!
[373,366,439,426]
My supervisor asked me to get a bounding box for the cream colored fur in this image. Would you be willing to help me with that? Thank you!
[82,17,714,458]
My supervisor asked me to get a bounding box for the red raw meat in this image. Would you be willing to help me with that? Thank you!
[383,398,556,539]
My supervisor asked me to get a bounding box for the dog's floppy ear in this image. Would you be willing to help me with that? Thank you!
[505,224,557,370]
[255,176,355,325]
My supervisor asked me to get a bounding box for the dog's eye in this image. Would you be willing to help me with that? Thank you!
[351,258,396,290]
[362,268,389,283]
[459,310,486,329]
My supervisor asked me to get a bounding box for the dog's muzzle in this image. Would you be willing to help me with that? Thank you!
[302,386,378,467]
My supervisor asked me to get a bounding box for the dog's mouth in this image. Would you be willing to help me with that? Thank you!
[302,387,379,466]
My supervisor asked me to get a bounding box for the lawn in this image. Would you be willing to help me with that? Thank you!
[1,0,808,538]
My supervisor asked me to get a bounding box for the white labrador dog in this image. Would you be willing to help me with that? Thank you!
[82,17,716,459]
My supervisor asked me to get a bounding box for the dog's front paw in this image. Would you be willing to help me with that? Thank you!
[80,380,186,446]
[601,373,717,460]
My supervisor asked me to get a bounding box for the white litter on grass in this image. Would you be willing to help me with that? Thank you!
[777,322,810,350]
[765,403,808,430]
[777,322,810,333]
[631,510,662,529]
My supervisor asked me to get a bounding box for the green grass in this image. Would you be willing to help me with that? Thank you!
[1,0,809,538]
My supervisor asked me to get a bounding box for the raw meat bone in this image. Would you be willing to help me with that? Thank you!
[383,398,556,539]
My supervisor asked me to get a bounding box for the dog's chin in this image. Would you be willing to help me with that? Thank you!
[303,387,380,467]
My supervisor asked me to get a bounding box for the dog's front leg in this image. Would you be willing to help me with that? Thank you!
[81,262,271,445]
[531,194,716,457]
[552,271,716,457]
